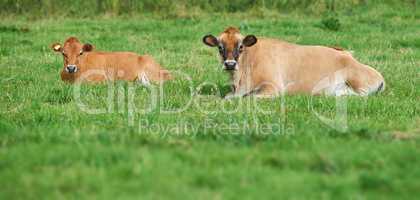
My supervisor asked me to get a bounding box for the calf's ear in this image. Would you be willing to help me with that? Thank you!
[243,35,257,47]
[203,35,219,47]
[82,43,94,52]
[51,43,62,52]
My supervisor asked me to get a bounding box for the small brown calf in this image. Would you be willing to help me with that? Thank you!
[51,37,171,84]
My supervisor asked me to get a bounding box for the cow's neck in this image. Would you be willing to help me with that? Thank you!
[228,62,252,94]
[227,70,239,92]
[60,69,80,83]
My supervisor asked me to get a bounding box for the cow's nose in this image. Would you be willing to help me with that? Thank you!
[224,60,237,70]
[66,65,77,73]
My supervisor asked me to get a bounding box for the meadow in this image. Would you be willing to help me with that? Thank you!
[0,1,419,199]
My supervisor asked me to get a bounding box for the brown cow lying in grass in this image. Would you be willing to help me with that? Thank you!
[51,37,171,84]
[203,27,385,98]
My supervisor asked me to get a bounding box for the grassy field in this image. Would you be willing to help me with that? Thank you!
[0,4,419,200]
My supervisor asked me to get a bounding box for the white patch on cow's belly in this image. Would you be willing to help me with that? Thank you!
[312,71,357,96]
[138,72,150,86]
[325,82,357,96]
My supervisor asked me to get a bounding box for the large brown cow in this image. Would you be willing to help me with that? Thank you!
[203,27,385,98]
[51,37,171,84]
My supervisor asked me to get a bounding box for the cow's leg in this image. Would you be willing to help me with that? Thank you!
[245,81,284,98]
[224,90,248,99]
[252,85,279,98]
[224,91,240,99]
[224,84,254,99]
[224,79,282,99]
[345,64,385,96]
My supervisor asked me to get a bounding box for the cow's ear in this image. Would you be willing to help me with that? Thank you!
[243,35,257,47]
[82,43,94,52]
[203,35,219,47]
[51,43,62,52]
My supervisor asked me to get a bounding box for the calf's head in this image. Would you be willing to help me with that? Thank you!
[51,37,94,73]
[203,27,257,71]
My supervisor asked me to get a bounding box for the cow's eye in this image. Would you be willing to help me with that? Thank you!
[218,46,223,53]
[62,52,67,58]
[239,45,244,52]
[79,50,83,55]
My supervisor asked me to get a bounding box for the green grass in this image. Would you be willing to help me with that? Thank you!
[0,5,419,200]
[1,0,416,17]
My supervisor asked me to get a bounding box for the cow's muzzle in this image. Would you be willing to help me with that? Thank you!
[224,60,237,71]
[66,65,78,73]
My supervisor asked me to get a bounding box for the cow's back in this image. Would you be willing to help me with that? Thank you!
[80,52,141,81]
[243,38,354,92]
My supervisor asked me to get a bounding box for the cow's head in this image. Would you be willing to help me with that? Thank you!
[51,37,94,73]
[203,27,257,71]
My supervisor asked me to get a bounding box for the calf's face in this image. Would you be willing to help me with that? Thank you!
[203,27,257,71]
[51,37,94,73]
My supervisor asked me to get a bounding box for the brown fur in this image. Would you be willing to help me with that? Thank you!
[51,37,171,83]
[208,27,385,97]
[223,27,240,34]
[218,27,241,61]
